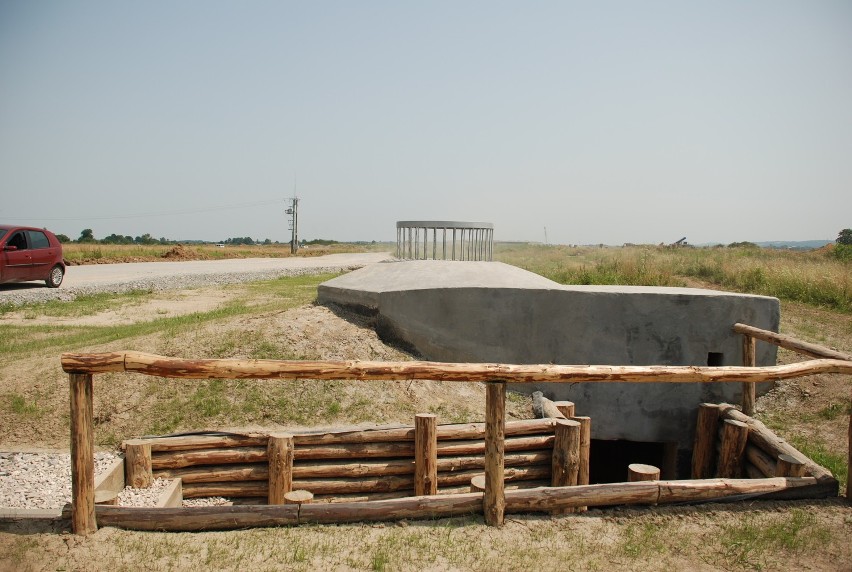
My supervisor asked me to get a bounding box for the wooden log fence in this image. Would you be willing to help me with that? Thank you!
[62,324,851,534]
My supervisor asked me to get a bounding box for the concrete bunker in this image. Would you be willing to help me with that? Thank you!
[318,259,781,480]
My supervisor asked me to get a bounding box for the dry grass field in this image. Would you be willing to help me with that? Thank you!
[1,244,850,571]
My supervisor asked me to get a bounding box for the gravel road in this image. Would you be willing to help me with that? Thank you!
[0,252,393,306]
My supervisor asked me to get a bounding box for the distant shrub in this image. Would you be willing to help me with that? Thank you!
[833,244,852,262]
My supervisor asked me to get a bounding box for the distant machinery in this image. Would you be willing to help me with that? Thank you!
[671,237,688,247]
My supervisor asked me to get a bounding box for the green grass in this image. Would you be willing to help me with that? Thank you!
[720,509,833,570]
[494,243,852,312]
[0,273,337,362]
[789,435,848,493]
[7,392,42,416]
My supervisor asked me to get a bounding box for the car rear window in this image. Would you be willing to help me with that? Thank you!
[28,230,50,249]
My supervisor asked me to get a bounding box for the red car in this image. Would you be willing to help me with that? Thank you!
[0,225,66,288]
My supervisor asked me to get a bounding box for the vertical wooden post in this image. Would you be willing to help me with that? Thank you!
[775,453,805,477]
[124,440,153,489]
[415,413,438,496]
[716,419,749,478]
[554,401,575,418]
[70,373,96,535]
[742,334,757,415]
[691,403,720,478]
[571,416,591,512]
[268,433,294,505]
[628,464,661,481]
[551,419,580,515]
[484,381,506,526]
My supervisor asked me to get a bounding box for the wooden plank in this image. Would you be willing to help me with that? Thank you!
[95,504,299,531]
[155,478,183,508]
[94,457,125,503]
[70,373,96,535]
[153,447,267,469]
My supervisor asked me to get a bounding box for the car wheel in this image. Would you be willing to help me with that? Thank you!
[46,265,64,288]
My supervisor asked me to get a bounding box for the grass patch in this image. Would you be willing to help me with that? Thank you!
[720,509,833,570]
[494,244,852,312]
[789,435,848,493]
[0,273,336,361]
[6,392,42,416]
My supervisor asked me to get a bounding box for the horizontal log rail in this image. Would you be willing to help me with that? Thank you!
[94,477,817,532]
[62,350,852,382]
[733,323,852,361]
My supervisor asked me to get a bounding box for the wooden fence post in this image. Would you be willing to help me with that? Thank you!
[415,413,438,496]
[742,334,757,415]
[70,373,96,535]
[691,403,720,478]
[124,440,153,488]
[571,416,591,512]
[551,419,580,515]
[268,433,294,505]
[717,419,749,478]
[554,401,575,418]
[484,381,506,526]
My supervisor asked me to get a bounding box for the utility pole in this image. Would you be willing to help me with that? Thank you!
[285,197,299,254]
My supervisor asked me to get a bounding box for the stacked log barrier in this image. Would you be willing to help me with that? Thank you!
[133,418,557,503]
[64,348,851,533]
[715,404,839,499]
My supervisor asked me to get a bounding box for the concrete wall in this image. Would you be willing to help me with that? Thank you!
[318,261,780,449]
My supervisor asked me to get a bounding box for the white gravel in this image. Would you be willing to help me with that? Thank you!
[0,452,118,510]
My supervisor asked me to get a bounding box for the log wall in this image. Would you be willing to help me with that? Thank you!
[128,418,558,503]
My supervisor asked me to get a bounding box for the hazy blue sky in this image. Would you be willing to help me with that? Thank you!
[1,1,850,245]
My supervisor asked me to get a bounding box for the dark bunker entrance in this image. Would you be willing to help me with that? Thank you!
[590,439,685,483]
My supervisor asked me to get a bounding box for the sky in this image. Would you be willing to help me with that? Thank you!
[1,1,850,245]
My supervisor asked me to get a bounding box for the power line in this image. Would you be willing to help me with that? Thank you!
[5,199,283,221]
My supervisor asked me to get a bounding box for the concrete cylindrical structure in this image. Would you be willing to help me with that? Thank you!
[396,221,493,261]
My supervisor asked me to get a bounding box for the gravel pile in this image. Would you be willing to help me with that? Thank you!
[0,265,361,307]
[0,452,118,510]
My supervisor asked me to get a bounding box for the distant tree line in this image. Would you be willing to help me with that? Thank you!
[54,229,341,247]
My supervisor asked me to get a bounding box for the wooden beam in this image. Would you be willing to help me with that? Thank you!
[484,381,506,526]
[732,323,852,361]
[717,419,749,478]
[742,334,756,415]
[267,433,294,505]
[70,373,96,535]
[719,405,837,485]
[551,419,580,515]
[414,414,438,496]
[571,415,591,512]
[61,351,852,383]
[125,440,153,489]
[691,403,720,479]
